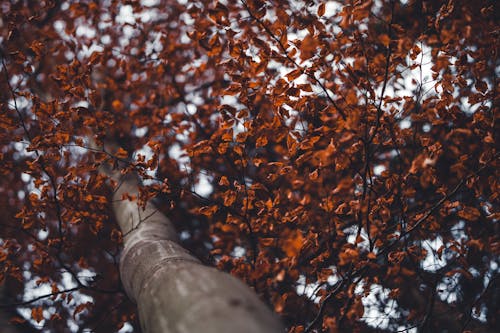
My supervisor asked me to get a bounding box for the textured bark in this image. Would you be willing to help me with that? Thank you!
[107,171,284,333]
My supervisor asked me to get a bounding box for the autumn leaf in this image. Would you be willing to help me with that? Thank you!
[73,302,92,319]
[457,206,481,221]
[30,40,44,57]
[300,34,318,61]
[317,3,326,17]
[282,230,304,257]
[339,247,359,266]
[218,176,230,186]
[475,80,487,94]
[285,68,302,82]
[222,190,236,207]
[309,169,319,180]
[256,135,268,147]
[88,51,103,65]
[224,83,241,96]
[31,307,44,323]
[198,205,219,217]
[111,100,123,111]
[379,34,390,47]
[115,147,128,159]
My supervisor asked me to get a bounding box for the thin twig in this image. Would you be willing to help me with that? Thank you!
[304,279,346,333]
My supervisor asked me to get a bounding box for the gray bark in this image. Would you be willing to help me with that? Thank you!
[105,168,284,333]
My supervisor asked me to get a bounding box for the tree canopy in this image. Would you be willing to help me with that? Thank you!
[0,0,498,332]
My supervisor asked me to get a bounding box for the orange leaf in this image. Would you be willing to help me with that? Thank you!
[222,190,236,207]
[115,147,128,159]
[300,34,318,61]
[30,40,44,57]
[222,129,233,142]
[317,3,326,16]
[31,307,44,323]
[379,34,390,47]
[88,51,103,65]
[457,206,481,221]
[339,247,359,266]
[73,302,92,319]
[283,230,304,257]
[256,136,268,147]
[112,99,123,111]
[218,176,230,186]
[199,205,219,217]
[285,68,302,81]
[225,83,241,96]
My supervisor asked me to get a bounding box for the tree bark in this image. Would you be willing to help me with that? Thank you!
[105,168,284,333]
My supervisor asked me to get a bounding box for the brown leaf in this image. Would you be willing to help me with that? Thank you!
[317,3,326,17]
[31,307,44,323]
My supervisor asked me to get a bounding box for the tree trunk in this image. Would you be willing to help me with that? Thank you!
[105,169,284,333]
